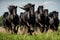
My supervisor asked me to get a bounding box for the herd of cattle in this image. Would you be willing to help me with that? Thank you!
[2,3,59,35]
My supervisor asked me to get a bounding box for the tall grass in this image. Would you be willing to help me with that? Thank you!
[0,27,60,40]
[0,16,2,26]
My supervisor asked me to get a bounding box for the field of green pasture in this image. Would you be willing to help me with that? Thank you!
[0,25,60,40]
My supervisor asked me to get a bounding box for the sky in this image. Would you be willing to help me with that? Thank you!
[0,0,60,20]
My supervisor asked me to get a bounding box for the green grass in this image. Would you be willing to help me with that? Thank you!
[0,27,60,40]
[0,16,2,26]
[0,31,60,40]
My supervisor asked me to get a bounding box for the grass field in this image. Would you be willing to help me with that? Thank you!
[0,26,60,40]
[0,16,2,26]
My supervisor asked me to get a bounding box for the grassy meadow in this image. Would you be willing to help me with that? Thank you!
[0,16,2,26]
[0,27,60,40]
